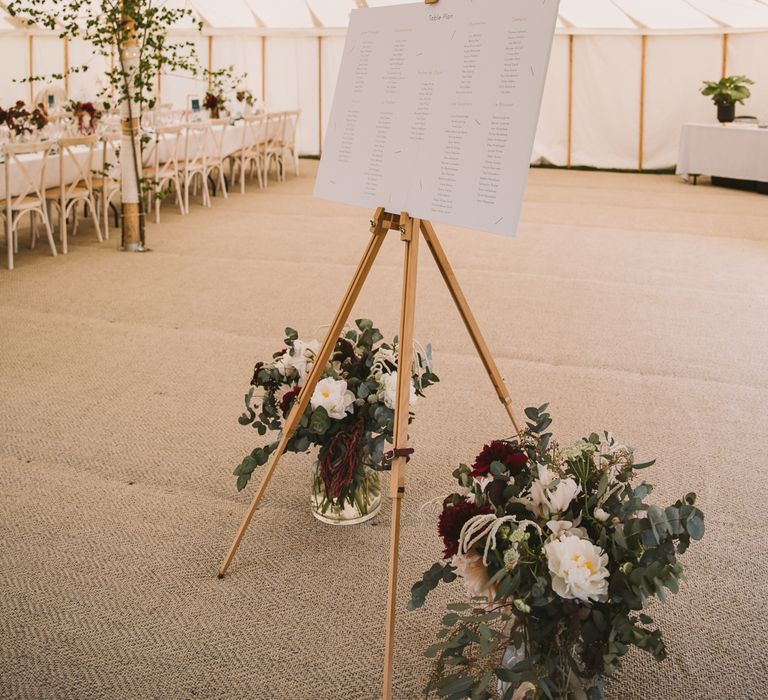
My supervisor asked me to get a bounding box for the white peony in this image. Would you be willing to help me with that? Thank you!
[544,535,609,603]
[310,377,355,419]
[450,551,497,603]
[276,339,320,386]
[527,464,581,516]
[380,371,417,410]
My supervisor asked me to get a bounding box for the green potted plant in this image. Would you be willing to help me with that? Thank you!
[701,75,754,123]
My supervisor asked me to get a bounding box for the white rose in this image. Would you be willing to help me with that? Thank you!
[544,535,609,603]
[450,551,496,603]
[380,371,417,410]
[310,377,355,420]
[527,464,581,516]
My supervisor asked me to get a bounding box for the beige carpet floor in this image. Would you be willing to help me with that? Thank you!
[1,161,767,699]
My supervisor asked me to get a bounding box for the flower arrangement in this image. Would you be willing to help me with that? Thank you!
[409,404,705,700]
[235,89,254,107]
[235,320,439,523]
[68,100,101,134]
[203,91,225,119]
[0,100,48,138]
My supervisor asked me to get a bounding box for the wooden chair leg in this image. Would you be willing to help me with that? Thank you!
[41,207,58,258]
[90,196,103,243]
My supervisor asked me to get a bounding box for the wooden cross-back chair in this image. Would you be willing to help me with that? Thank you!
[144,125,185,224]
[45,134,103,254]
[2,140,58,270]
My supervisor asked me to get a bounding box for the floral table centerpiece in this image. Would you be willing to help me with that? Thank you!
[67,100,101,135]
[234,320,439,525]
[409,404,705,700]
[204,91,225,119]
[0,101,48,140]
[235,89,255,115]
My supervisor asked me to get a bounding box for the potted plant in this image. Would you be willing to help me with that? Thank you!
[701,75,754,123]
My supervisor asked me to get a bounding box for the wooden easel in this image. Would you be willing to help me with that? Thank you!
[218,2,521,697]
[217,209,521,699]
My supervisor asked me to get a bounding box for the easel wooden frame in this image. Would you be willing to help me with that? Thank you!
[218,2,522,698]
[217,210,521,698]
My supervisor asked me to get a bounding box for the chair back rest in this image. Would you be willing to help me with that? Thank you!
[205,118,229,160]
[3,140,55,209]
[266,112,287,144]
[58,134,99,198]
[182,123,208,171]
[243,113,268,152]
[283,110,300,145]
[153,125,183,174]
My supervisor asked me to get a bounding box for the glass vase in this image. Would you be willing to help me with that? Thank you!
[498,641,601,699]
[310,460,381,525]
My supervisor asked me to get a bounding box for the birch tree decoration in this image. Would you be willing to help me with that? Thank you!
[7,0,202,251]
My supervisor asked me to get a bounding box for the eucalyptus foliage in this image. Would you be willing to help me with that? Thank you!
[235,320,439,512]
[410,405,704,700]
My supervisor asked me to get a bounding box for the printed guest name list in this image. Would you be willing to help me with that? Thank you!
[315,0,559,237]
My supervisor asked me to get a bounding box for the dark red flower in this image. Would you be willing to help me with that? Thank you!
[470,441,527,477]
[279,386,301,417]
[438,499,493,559]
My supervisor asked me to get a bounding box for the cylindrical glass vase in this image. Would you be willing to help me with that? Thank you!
[310,461,381,525]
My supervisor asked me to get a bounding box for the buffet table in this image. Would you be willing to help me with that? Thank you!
[677,122,768,187]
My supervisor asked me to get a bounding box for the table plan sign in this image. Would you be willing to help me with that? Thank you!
[314,0,559,236]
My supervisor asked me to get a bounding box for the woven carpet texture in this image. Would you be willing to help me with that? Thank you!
[1,161,767,699]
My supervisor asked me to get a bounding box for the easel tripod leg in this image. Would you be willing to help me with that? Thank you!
[382,215,420,700]
[419,220,522,435]
[217,219,390,578]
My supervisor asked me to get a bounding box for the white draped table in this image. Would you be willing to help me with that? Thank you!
[677,122,768,183]
[0,122,247,199]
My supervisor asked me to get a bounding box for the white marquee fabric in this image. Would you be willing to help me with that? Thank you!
[1,0,767,169]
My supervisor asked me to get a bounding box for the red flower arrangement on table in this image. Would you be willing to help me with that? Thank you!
[203,91,225,118]
[67,100,101,135]
[0,101,48,137]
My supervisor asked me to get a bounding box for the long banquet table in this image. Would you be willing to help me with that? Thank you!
[677,122,768,184]
[0,121,247,199]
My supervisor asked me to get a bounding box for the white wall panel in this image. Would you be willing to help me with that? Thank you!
[68,39,110,102]
[532,34,569,166]
[728,32,768,121]
[643,35,722,169]
[320,35,345,153]
[571,35,641,169]
[265,37,319,155]
[1,36,30,103]
[160,36,208,110]
[211,35,264,102]
[31,36,64,99]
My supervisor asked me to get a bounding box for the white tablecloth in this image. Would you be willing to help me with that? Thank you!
[677,122,768,183]
[1,122,247,199]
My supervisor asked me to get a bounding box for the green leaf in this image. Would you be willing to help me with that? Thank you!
[308,406,331,434]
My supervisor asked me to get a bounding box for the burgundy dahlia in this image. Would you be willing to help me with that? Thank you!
[470,441,527,477]
[279,386,301,417]
[438,499,493,559]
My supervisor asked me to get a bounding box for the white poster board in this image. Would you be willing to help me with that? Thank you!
[314,0,560,236]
